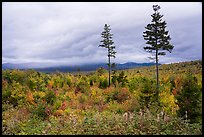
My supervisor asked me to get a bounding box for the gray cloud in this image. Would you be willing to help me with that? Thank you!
[2,2,202,65]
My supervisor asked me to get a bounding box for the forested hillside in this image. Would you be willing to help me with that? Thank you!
[2,60,202,135]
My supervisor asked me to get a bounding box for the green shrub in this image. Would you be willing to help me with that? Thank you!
[2,69,27,85]
[53,99,62,110]
[43,90,56,105]
[128,77,140,93]
[90,79,93,86]
[111,70,118,87]
[97,67,106,76]
[78,95,88,104]
[75,81,91,94]
[8,81,27,107]
[99,79,109,89]
[31,102,47,119]
[111,71,128,87]
[2,85,12,102]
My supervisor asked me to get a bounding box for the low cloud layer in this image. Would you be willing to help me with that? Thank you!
[2,2,202,66]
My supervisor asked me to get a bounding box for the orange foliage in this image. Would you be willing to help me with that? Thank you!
[104,86,115,94]
[172,88,177,96]
[47,80,54,89]
[174,76,182,88]
[54,90,59,96]
[2,79,8,87]
[27,92,36,106]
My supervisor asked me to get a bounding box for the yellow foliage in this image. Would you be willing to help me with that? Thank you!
[162,75,169,84]
[37,91,46,98]
[47,80,54,88]
[53,109,64,117]
[99,75,106,80]
[159,88,179,115]
[91,90,97,97]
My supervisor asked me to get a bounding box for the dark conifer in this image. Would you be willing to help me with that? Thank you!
[99,24,116,86]
[143,5,174,96]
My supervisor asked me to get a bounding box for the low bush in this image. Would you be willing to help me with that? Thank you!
[99,79,109,89]
[43,90,56,105]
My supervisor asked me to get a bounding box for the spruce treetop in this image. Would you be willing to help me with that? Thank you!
[143,5,174,56]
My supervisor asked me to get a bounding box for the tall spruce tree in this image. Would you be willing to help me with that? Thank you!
[143,5,174,96]
[99,24,116,86]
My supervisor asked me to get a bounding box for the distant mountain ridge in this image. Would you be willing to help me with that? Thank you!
[2,62,57,69]
[2,62,157,72]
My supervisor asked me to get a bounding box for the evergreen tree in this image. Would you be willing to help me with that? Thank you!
[97,67,106,76]
[99,24,116,86]
[175,71,202,123]
[139,77,156,110]
[143,5,173,97]
[117,71,128,87]
[111,63,117,87]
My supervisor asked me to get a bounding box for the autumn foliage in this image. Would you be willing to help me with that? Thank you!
[2,60,202,135]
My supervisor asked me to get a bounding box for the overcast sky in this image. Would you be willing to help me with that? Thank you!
[2,2,202,66]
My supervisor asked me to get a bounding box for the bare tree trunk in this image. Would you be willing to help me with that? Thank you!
[108,47,111,87]
[108,55,111,87]
[155,16,159,101]
[155,13,159,98]
[156,49,159,94]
